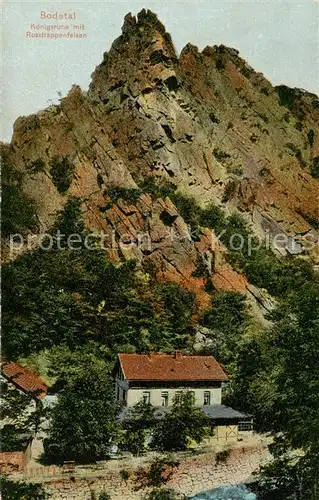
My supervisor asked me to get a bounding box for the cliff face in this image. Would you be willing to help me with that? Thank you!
[2,9,319,304]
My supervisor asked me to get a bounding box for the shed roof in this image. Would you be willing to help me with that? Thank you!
[1,361,48,400]
[119,404,250,423]
[118,353,229,382]
[202,404,250,420]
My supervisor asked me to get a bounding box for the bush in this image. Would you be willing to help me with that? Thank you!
[120,469,130,481]
[310,156,319,178]
[107,186,142,204]
[139,176,176,200]
[134,457,179,489]
[1,148,38,236]
[27,158,46,173]
[98,492,111,500]
[226,164,243,176]
[52,197,85,237]
[276,85,297,109]
[213,148,231,162]
[0,476,49,499]
[143,488,185,500]
[215,449,230,464]
[151,392,208,451]
[286,143,307,168]
[50,156,75,193]
[307,129,315,147]
[43,364,118,464]
[222,180,237,202]
[119,428,147,456]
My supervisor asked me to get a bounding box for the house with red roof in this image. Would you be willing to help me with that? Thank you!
[0,361,48,401]
[114,352,252,441]
[0,361,49,471]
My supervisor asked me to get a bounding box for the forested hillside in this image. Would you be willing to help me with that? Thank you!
[1,9,318,499]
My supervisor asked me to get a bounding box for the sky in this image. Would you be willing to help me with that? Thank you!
[1,0,318,143]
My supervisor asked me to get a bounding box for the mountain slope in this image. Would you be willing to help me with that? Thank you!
[2,9,318,303]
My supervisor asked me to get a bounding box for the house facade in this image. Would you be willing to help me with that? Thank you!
[114,352,252,443]
[115,352,228,408]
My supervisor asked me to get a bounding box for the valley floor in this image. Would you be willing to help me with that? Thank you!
[10,434,271,499]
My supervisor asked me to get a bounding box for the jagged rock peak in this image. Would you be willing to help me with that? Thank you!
[89,10,178,99]
[180,43,200,57]
[122,9,166,35]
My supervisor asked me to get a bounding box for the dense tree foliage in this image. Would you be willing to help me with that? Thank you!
[2,199,196,359]
[0,383,48,453]
[1,389,35,452]
[43,357,118,464]
[1,146,38,237]
[201,271,319,497]
[0,477,49,500]
[151,392,209,451]
[3,182,319,498]
[119,401,155,456]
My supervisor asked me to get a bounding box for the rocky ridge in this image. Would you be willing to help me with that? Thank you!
[2,9,318,307]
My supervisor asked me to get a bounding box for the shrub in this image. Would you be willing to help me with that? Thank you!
[209,112,220,124]
[50,156,75,193]
[307,129,315,147]
[222,180,237,202]
[107,186,142,204]
[226,164,243,176]
[310,156,319,178]
[27,158,46,173]
[199,203,226,233]
[52,197,85,237]
[134,457,179,489]
[0,477,49,499]
[99,492,111,500]
[286,143,307,168]
[213,148,231,162]
[120,469,130,481]
[151,392,208,451]
[139,176,176,199]
[119,428,147,456]
[276,85,296,108]
[241,66,253,79]
[143,488,185,500]
[215,449,230,464]
[1,148,38,236]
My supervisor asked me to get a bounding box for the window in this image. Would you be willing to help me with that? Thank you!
[189,391,196,404]
[174,391,182,403]
[161,391,169,407]
[142,391,150,404]
[123,390,127,405]
[204,391,211,405]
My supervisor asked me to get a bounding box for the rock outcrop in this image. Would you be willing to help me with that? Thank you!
[2,9,318,304]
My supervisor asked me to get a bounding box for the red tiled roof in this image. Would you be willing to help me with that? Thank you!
[118,353,229,382]
[1,361,48,400]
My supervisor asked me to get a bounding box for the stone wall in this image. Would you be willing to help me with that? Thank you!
[43,438,270,499]
[0,440,32,473]
[0,452,25,473]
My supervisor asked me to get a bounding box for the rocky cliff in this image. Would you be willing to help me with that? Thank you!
[2,9,318,306]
